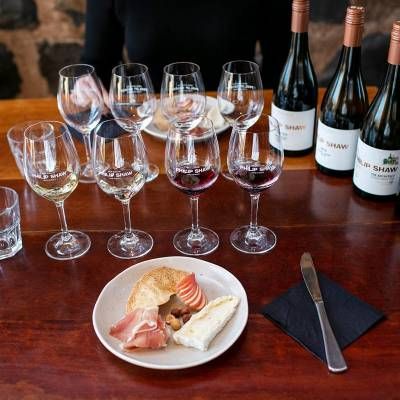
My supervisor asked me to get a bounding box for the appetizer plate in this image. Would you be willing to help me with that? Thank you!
[93,256,248,370]
[143,96,229,141]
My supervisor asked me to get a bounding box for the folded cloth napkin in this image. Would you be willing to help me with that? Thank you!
[261,273,385,363]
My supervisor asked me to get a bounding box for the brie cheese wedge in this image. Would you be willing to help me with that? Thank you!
[173,295,240,351]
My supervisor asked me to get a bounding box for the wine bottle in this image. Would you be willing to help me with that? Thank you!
[353,21,400,200]
[271,0,318,156]
[315,6,369,176]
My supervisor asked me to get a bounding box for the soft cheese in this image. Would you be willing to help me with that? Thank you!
[173,295,240,351]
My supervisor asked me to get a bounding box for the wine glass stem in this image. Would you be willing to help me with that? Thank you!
[55,201,72,242]
[249,193,260,232]
[121,199,137,242]
[189,196,204,242]
[82,133,92,164]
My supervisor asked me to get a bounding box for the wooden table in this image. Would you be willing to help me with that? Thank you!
[2,90,400,400]
[2,89,369,180]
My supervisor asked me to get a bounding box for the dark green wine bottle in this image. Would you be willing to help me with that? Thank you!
[271,0,318,156]
[315,6,369,176]
[353,21,400,200]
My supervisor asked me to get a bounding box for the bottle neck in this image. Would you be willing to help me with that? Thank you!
[338,45,362,75]
[290,32,310,57]
[382,63,400,93]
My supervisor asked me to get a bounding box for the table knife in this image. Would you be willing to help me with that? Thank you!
[300,252,348,373]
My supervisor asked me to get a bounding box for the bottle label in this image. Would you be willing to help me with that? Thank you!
[271,103,315,151]
[353,138,400,196]
[315,120,360,171]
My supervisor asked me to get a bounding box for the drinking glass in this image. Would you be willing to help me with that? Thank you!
[160,62,206,129]
[0,186,22,260]
[57,64,103,183]
[24,121,91,260]
[165,117,220,255]
[92,119,153,259]
[228,114,283,254]
[109,63,159,182]
[7,121,40,178]
[217,60,264,180]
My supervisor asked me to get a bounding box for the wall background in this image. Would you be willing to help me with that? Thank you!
[0,0,398,98]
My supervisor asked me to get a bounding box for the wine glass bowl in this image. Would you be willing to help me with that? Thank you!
[109,63,159,182]
[57,64,103,183]
[160,62,206,129]
[23,121,91,260]
[228,114,283,254]
[217,60,264,128]
[217,60,264,180]
[165,116,220,256]
[92,118,153,259]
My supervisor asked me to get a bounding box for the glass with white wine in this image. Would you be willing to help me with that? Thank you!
[24,121,91,260]
[92,118,153,258]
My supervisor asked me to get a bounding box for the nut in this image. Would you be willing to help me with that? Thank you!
[165,314,181,330]
[181,306,191,315]
[182,314,191,324]
[170,317,181,331]
[170,307,181,318]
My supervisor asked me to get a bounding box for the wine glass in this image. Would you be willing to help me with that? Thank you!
[24,121,91,260]
[92,119,153,259]
[160,62,206,129]
[165,117,220,255]
[217,60,264,180]
[57,64,103,184]
[227,114,283,254]
[109,63,159,182]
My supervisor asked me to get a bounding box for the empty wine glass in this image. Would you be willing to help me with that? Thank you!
[218,60,264,180]
[24,121,91,260]
[92,119,153,259]
[160,62,206,129]
[109,63,159,182]
[165,117,220,255]
[57,64,103,183]
[228,114,283,254]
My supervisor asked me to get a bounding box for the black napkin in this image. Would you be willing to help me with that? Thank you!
[261,273,385,363]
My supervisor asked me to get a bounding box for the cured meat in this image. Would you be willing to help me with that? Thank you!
[110,307,169,350]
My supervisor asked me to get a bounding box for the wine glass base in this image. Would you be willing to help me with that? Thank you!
[79,162,96,184]
[107,230,153,259]
[173,227,219,256]
[230,225,276,254]
[221,170,234,181]
[45,230,91,260]
[146,163,159,183]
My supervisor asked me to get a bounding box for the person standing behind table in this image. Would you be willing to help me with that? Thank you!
[81,0,292,91]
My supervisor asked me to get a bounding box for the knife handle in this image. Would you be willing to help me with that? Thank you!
[315,302,348,373]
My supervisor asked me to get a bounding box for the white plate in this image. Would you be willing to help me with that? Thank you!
[143,96,229,140]
[92,256,248,370]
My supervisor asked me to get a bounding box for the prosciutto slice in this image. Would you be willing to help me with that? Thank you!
[109,307,168,350]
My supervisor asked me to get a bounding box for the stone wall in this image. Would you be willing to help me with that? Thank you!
[0,0,84,98]
[0,0,398,98]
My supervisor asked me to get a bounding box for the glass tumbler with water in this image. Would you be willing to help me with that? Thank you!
[0,187,22,260]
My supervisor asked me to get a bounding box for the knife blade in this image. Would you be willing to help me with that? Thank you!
[300,252,348,373]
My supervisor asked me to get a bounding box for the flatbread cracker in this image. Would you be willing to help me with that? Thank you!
[126,267,189,313]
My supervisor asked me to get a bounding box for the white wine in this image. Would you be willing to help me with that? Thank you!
[32,171,78,202]
[353,22,400,199]
[97,169,145,201]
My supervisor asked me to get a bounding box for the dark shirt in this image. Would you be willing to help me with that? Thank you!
[82,0,291,91]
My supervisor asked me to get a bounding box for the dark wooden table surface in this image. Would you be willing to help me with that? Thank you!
[1,173,400,399]
[1,89,400,399]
